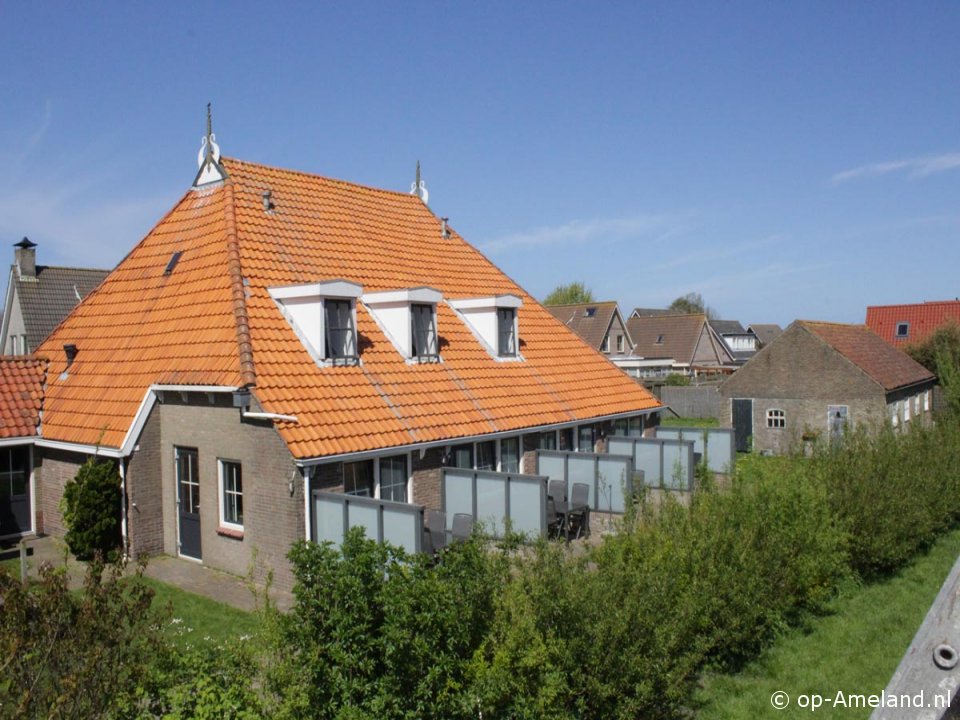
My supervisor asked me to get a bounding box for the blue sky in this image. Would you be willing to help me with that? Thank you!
[1,2,959,327]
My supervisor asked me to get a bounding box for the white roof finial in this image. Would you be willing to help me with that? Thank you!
[193,103,226,187]
[410,160,429,205]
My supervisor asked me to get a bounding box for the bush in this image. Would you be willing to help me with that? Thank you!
[62,458,123,561]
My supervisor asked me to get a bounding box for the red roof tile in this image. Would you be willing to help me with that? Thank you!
[865,301,960,346]
[37,158,660,458]
[801,321,934,392]
[0,357,46,439]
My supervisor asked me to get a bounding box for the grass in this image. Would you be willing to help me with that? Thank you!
[142,577,260,647]
[696,524,960,719]
[662,416,720,427]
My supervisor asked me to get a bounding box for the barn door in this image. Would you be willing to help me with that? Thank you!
[732,399,753,453]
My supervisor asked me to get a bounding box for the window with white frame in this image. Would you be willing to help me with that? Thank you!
[344,460,374,497]
[617,334,625,353]
[578,425,595,452]
[219,460,243,529]
[325,299,357,362]
[600,335,610,353]
[410,303,438,360]
[497,308,517,357]
[925,390,930,411]
[914,395,921,415]
[891,404,899,427]
[895,322,910,339]
[500,437,520,473]
[903,398,911,422]
[378,455,408,503]
[766,409,785,429]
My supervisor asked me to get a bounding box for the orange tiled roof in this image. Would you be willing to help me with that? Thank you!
[800,321,934,392]
[865,301,960,346]
[37,158,660,458]
[0,356,46,439]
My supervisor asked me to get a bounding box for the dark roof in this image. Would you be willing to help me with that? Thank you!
[627,313,709,364]
[0,356,46,438]
[545,301,628,351]
[14,265,111,349]
[711,319,747,335]
[865,301,960,346]
[630,307,676,318]
[747,323,782,346]
[801,321,934,392]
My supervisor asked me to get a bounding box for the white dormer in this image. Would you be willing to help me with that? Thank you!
[449,294,523,361]
[269,280,363,366]
[362,287,443,362]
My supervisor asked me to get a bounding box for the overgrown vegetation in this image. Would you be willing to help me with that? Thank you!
[6,415,960,718]
[61,458,123,561]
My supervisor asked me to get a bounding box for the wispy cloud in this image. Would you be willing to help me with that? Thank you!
[651,234,784,271]
[831,152,960,185]
[479,214,686,253]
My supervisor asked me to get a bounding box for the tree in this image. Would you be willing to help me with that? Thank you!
[543,282,594,306]
[62,457,123,561]
[905,320,960,375]
[668,292,717,319]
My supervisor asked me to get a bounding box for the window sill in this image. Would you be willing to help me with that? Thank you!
[217,526,244,540]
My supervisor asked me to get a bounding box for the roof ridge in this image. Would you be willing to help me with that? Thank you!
[222,182,256,387]
[19,265,111,273]
[799,319,867,328]
[221,156,422,201]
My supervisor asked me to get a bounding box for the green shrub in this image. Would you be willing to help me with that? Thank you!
[62,458,123,561]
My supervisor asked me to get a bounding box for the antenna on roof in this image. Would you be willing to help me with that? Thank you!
[193,102,227,187]
[410,160,429,205]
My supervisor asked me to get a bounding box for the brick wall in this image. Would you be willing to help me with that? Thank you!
[521,433,539,474]
[412,447,444,510]
[35,448,87,538]
[126,404,163,558]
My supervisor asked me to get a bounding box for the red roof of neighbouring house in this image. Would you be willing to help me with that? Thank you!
[866,301,960,346]
[800,321,934,392]
[35,157,660,458]
[0,357,46,439]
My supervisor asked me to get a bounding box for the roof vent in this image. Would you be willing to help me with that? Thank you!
[14,237,37,279]
[262,189,274,213]
[440,217,450,239]
[64,344,78,368]
[164,251,183,276]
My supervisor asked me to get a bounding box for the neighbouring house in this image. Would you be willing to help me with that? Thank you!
[866,300,960,347]
[0,357,46,540]
[719,321,936,455]
[710,320,757,363]
[23,122,660,590]
[544,301,647,375]
[625,311,737,379]
[746,323,782,348]
[0,238,111,355]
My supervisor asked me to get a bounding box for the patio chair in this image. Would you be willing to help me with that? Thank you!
[546,497,564,539]
[451,513,474,543]
[428,509,447,553]
[548,479,568,513]
[565,482,591,540]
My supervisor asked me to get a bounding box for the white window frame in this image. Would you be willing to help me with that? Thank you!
[891,403,899,427]
[600,335,610,353]
[617,334,625,353]
[375,453,411,504]
[914,394,921,415]
[766,408,785,429]
[498,436,521,473]
[217,459,244,532]
[903,398,911,422]
[269,280,363,368]
[895,321,910,339]
[410,303,439,361]
[324,298,359,363]
[925,390,930,412]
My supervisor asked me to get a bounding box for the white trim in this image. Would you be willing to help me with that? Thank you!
[303,470,311,541]
[119,458,128,553]
[217,458,244,532]
[362,287,443,305]
[373,452,412,504]
[34,438,125,458]
[268,279,363,301]
[28,445,36,536]
[0,437,40,449]
[0,267,16,354]
[448,294,523,311]
[241,410,299,423]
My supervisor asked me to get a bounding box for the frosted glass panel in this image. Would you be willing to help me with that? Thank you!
[567,454,595,508]
[509,480,543,536]
[477,476,506,535]
[706,431,734,473]
[444,472,474,530]
[608,437,634,457]
[661,443,690,490]
[383,510,417,553]
[348,503,379,541]
[315,497,344,546]
[538,454,566,482]
[657,428,681,441]
[634,442,662,486]
[597,456,630,512]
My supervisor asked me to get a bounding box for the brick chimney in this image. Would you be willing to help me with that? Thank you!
[15,237,37,279]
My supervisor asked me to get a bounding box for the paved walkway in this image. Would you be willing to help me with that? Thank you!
[6,535,293,612]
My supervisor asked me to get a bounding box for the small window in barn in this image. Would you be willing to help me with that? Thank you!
[766,409,785,429]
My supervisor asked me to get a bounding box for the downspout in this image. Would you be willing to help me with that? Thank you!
[302,468,311,541]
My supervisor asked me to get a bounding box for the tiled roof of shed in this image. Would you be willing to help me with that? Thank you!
[800,321,934,392]
[0,356,46,439]
[865,301,960,346]
[14,266,110,349]
[37,157,660,458]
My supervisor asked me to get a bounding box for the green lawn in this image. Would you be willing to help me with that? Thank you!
[142,577,260,647]
[661,416,720,428]
[696,525,960,719]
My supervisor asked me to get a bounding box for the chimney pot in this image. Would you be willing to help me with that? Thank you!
[64,344,78,368]
[14,237,37,279]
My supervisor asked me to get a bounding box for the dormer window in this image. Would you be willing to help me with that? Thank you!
[269,279,363,367]
[450,295,523,361]
[362,287,443,363]
[411,303,438,360]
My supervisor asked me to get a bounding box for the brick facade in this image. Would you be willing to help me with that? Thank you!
[126,404,163,558]
[34,447,87,538]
